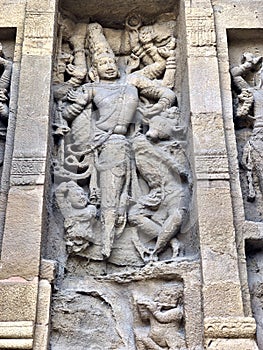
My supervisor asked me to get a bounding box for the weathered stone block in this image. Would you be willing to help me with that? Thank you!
[0,187,44,279]
[0,278,38,322]
[0,338,33,349]
[0,321,33,339]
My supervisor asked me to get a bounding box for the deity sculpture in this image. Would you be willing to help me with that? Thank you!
[129,107,190,262]
[125,13,176,87]
[134,285,186,350]
[53,18,191,262]
[0,43,12,179]
[231,52,263,202]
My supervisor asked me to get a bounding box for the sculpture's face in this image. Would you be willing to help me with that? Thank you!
[137,302,150,320]
[96,56,118,80]
[139,27,153,44]
[57,61,66,74]
[68,188,88,209]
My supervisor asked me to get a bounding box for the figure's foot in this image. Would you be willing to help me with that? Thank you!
[247,188,256,202]
[149,253,159,262]
[144,249,158,263]
[132,237,152,262]
[53,125,70,136]
[101,245,111,259]
[101,251,110,259]
[171,238,180,259]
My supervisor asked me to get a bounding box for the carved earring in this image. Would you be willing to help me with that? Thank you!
[88,66,99,82]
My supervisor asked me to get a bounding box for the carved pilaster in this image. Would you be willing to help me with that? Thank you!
[0,1,58,349]
[184,2,258,349]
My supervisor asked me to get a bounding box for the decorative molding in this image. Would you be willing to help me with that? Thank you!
[24,13,54,39]
[186,9,216,47]
[0,321,33,339]
[204,317,257,339]
[195,154,230,180]
[0,338,33,349]
[0,321,33,349]
[10,157,46,185]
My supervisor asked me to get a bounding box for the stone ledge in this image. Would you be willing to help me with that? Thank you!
[0,338,33,349]
[243,220,263,241]
[0,321,33,339]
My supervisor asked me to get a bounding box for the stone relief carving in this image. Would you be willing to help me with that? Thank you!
[0,43,12,180]
[52,16,192,263]
[134,285,186,350]
[231,52,263,220]
[49,13,198,350]
[243,245,263,349]
[55,181,97,254]
[51,274,188,350]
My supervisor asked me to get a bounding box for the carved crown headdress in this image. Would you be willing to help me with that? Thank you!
[87,22,115,66]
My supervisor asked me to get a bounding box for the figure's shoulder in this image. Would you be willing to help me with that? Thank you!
[82,82,94,89]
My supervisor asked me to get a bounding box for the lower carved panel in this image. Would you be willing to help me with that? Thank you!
[49,261,202,350]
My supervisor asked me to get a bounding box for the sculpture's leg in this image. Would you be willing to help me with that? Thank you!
[101,208,117,258]
[129,209,161,239]
[132,232,153,261]
[151,208,183,258]
[256,165,263,199]
[246,170,256,202]
[135,334,165,350]
[170,237,180,258]
[98,136,129,257]
[100,164,126,257]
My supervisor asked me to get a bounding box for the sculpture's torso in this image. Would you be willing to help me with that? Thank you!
[93,83,139,134]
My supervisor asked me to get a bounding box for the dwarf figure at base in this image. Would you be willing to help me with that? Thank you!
[55,181,97,254]
[135,285,186,350]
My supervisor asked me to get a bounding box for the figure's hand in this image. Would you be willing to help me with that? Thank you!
[89,188,101,205]
[0,89,8,102]
[67,87,90,106]
[69,23,87,48]
[0,57,11,68]
[158,47,171,59]
[138,188,162,208]
[66,64,87,80]
[158,37,176,58]
[138,102,166,117]
[87,205,97,218]
[137,299,152,308]
[116,214,126,227]
[56,182,69,194]
[145,301,157,313]
[126,53,140,74]
[0,102,8,119]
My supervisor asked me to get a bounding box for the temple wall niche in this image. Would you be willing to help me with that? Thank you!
[228,31,263,345]
[0,29,15,180]
[246,241,263,349]
[228,29,263,222]
[46,0,202,349]
[0,28,15,243]
[212,1,263,347]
